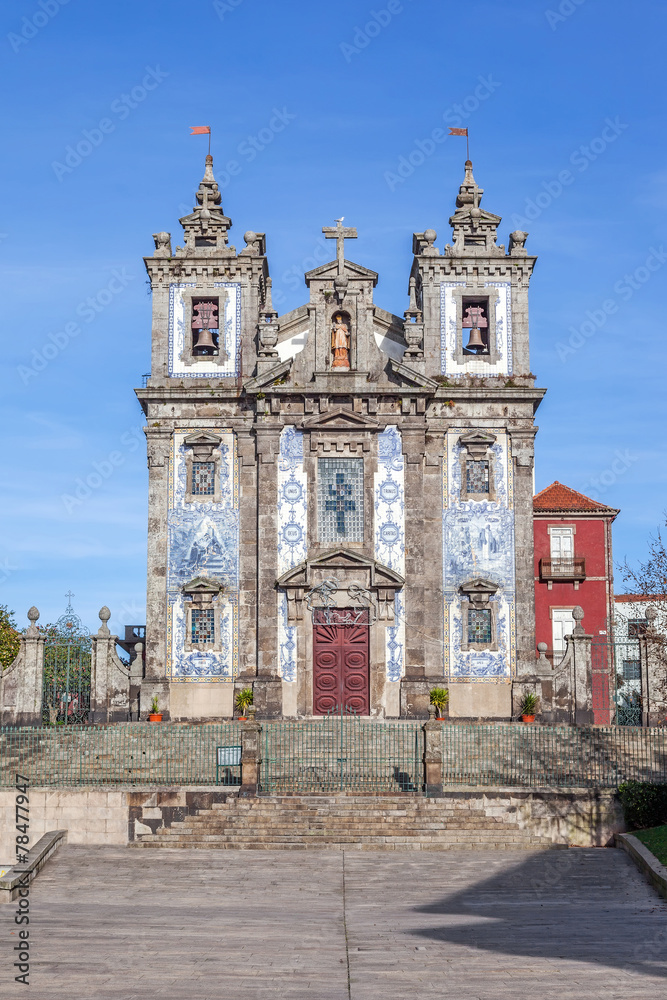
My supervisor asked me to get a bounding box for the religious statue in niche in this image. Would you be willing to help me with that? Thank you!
[331,312,351,369]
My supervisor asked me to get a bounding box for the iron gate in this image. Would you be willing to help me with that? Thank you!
[260,706,423,794]
[591,639,643,727]
[41,598,91,726]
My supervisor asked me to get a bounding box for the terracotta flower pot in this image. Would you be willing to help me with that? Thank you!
[149,713,162,722]
[522,714,535,723]
[237,716,247,722]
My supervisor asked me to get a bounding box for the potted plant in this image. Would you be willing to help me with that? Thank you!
[235,687,253,720]
[430,687,449,720]
[519,692,538,723]
[148,695,162,722]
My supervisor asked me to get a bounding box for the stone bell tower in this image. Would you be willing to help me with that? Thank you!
[137,154,544,721]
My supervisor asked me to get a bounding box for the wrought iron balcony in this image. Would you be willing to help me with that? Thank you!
[539,557,586,582]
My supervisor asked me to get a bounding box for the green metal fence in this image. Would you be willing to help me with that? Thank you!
[0,724,243,788]
[1,722,666,790]
[440,724,667,787]
[260,717,423,794]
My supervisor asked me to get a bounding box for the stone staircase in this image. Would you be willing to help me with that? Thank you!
[131,793,560,851]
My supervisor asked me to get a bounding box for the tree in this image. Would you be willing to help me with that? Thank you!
[0,605,20,669]
[623,518,667,635]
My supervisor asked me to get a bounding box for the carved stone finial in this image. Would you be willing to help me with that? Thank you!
[247,704,257,721]
[456,160,483,210]
[572,605,585,635]
[152,231,172,257]
[26,606,40,637]
[428,703,437,721]
[241,231,267,256]
[509,230,528,256]
[537,641,548,653]
[97,606,111,636]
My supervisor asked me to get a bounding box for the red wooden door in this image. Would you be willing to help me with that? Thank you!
[313,609,369,715]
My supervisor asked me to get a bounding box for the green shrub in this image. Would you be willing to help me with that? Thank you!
[617,781,667,830]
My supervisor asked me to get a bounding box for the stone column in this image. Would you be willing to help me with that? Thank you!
[253,422,283,717]
[89,607,130,724]
[423,705,443,797]
[236,429,258,685]
[240,706,262,796]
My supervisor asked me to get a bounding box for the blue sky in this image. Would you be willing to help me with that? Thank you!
[1,0,665,633]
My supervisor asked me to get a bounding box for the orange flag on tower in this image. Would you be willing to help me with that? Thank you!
[190,126,211,135]
[448,127,468,136]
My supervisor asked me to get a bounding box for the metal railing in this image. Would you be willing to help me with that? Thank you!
[261,717,422,794]
[1,722,666,790]
[0,723,243,788]
[539,557,586,581]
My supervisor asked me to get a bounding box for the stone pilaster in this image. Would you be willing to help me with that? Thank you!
[0,608,45,727]
[143,425,172,717]
[400,426,430,718]
[240,707,262,795]
[510,431,538,678]
[253,422,283,717]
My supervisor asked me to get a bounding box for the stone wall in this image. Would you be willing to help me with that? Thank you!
[0,786,624,858]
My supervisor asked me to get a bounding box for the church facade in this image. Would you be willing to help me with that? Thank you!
[138,156,544,720]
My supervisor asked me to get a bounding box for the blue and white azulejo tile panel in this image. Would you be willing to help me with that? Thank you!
[374,426,406,681]
[277,427,308,682]
[168,282,242,378]
[439,281,512,377]
[166,429,239,682]
[442,429,515,682]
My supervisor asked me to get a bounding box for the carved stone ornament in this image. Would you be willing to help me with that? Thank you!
[152,231,172,257]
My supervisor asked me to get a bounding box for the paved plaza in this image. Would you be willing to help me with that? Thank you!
[4,844,667,998]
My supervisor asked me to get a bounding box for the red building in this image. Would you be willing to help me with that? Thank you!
[533,482,619,723]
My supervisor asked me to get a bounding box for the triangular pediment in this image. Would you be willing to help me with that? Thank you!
[277,548,404,589]
[182,576,223,594]
[301,407,381,431]
[183,431,222,447]
[305,259,378,283]
[460,577,499,597]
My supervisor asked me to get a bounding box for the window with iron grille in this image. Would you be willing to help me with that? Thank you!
[622,659,641,681]
[468,608,492,644]
[466,460,490,495]
[192,461,215,496]
[191,608,215,645]
[628,619,648,638]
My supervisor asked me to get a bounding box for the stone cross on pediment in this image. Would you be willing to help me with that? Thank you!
[322,218,357,275]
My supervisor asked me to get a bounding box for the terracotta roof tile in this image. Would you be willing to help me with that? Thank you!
[533,481,619,515]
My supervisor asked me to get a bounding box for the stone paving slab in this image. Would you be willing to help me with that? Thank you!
[2,845,666,998]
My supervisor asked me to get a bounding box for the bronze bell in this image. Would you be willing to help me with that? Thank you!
[194,327,217,353]
[464,326,486,352]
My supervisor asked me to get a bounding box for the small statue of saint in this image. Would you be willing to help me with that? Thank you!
[331,312,350,369]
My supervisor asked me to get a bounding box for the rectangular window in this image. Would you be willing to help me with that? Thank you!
[191,608,215,645]
[468,608,492,644]
[317,458,364,543]
[192,461,215,496]
[552,608,575,654]
[623,659,641,681]
[550,527,574,562]
[628,619,648,638]
[466,460,490,495]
